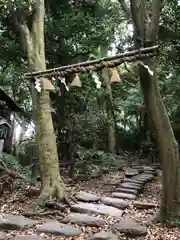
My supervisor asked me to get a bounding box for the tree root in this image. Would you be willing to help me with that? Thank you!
[34,180,77,211]
[46,200,67,211]
[23,209,65,219]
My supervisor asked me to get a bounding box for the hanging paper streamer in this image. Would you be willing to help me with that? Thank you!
[59,77,69,91]
[138,61,154,76]
[94,77,101,89]
[110,67,121,83]
[34,77,41,92]
[70,74,82,87]
[41,77,55,91]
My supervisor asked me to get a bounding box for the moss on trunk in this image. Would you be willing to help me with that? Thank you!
[36,90,68,205]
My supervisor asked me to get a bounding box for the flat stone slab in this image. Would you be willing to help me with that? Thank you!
[14,236,45,240]
[137,173,154,179]
[0,215,38,231]
[112,192,136,200]
[144,170,157,175]
[115,188,138,195]
[112,218,147,236]
[37,221,82,236]
[71,202,123,217]
[120,183,141,190]
[0,232,6,240]
[133,177,148,182]
[125,168,139,177]
[134,174,154,181]
[76,191,99,202]
[88,231,119,240]
[62,213,105,226]
[101,197,128,209]
[143,166,156,171]
[123,179,145,185]
[133,201,158,209]
[123,181,142,186]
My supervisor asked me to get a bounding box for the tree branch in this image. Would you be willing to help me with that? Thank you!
[149,0,164,40]
[118,0,130,19]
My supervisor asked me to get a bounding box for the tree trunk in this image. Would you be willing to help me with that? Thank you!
[17,0,68,206]
[102,68,116,154]
[138,58,180,221]
[15,121,27,157]
[3,119,14,153]
[37,90,67,204]
[100,45,116,155]
[128,0,180,221]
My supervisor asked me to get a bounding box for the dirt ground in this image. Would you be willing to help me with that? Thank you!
[0,170,180,239]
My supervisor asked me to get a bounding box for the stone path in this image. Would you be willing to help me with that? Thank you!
[0,164,159,239]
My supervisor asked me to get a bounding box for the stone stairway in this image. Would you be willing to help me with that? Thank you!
[0,165,159,239]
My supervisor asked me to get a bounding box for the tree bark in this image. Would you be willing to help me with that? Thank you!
[129,0,180,221]
[17,0,68,206]
[100,45,116,155]
[102,68,116,155]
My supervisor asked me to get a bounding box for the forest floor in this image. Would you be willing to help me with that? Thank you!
[0,165,180,239]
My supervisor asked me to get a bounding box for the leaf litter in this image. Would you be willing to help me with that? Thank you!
[0,170,180,239]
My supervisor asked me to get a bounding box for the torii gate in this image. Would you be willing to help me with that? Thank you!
[24,46,158,83]
[23,45,159,184]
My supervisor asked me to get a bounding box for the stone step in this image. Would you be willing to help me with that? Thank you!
[144,170,157,176]
[88,231,119,240]
[112,192,136,200]
[71,202,123,217]
[115,187,138,195]
[0,215,38,231]
[14,236,45,240]
[138,173,154,178]
[133,174,154,182]
[112,218,147,236]
[133,201,158,209]
[123,178,146,185]
[120,183,142,190]
[101,196,128,209]
[125,168,139,177]
[133,177,149,182]
[37,221,82,236]
[62,213,105,226]
[75,191,100,202]
[0,232,7,240]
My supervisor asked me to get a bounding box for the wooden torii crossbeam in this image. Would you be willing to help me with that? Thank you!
[24,45,159,79]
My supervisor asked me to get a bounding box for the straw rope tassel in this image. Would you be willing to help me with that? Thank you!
[70,73,82,87]
[40,77,55,90]
[110,67,121,83]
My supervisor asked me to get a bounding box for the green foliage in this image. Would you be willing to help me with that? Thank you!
[166,219,180,226]
[0,153,31,182]
[1,0,180,162]
[74,146,117,175]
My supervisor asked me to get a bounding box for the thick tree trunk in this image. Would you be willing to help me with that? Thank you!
[37,90,67,204]
[138,58,180,221]
[17,0,68,206]
[102,68,116,154]
[128,0,180,222]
